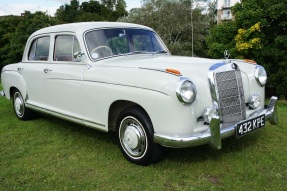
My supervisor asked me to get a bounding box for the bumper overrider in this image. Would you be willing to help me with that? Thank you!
[154,96,278,149]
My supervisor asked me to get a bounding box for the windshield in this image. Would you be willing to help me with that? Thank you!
[85,28,168,60]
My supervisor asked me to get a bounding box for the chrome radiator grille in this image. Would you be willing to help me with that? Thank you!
[215,70,246,123]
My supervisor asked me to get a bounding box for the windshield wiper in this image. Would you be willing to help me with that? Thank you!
[133,51,149,54]
[152,50,168,54]
[129,50,168,55]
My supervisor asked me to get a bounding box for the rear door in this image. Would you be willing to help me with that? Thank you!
[21,36,50,109]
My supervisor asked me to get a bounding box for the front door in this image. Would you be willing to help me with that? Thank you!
[45,35,85,121]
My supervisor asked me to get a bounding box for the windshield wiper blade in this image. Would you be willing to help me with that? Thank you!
[129,50,168,55]
[153,50,168,54]
[133,51,149,54]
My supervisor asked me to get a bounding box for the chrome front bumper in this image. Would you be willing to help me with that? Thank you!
[154,96,278,150]
[0,90,5,97]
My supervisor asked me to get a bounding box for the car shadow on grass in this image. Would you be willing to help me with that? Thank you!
[36,113,118,145]
[162,133,261,164]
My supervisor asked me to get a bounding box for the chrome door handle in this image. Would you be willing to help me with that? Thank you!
[44,68,52,73]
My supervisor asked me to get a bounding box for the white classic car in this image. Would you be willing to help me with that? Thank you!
[0,22,278,165]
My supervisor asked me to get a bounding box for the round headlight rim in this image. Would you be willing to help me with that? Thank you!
[176,77,197,106]
[255,65,267,87]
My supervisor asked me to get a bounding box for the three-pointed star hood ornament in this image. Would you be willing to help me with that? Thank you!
[224,50,230,59]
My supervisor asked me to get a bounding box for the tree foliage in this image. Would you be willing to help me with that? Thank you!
[207,0,287,99]
[0,0,129,72]
[119,0,210,57]
[55,0,128,23]
[206,21,237,58]
[0,11,59,71]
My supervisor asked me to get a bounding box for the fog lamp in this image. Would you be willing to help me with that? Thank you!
[203,107,218,123]
[248,94,261,109]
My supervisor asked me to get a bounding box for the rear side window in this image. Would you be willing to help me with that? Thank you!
[54,35,81,62]
[28,36,50,61]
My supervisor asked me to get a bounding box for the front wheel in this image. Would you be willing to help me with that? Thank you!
[116,106,162,166]
[12,89,34,120]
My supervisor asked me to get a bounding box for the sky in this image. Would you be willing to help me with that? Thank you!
[0,0,142,16]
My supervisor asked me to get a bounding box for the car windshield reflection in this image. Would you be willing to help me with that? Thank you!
[85,28,168,60]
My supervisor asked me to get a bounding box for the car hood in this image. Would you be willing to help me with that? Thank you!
[98,54,223,77]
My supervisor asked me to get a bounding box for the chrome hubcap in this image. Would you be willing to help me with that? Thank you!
[119,116,147,158]
[14,92,24,117]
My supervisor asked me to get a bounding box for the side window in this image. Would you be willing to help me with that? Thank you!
[54,35,81,61]
[28,36,50,61]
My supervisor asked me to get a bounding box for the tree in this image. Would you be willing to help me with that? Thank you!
[55,0,81,23]
[207,0,287,99]
[0,16,22,69]
[0,11,59,70]
[207,0,217,29]
[55,0,128,23]
[233,0,287,99]
[206,21,237,58]
[119,0,209,57]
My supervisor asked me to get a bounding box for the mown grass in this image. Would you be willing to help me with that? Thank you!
[0,83,286,191]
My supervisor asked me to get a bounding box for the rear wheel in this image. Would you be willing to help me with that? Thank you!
[116,106,162,166]
[12,90,34,120]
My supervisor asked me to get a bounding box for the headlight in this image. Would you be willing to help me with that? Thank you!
[255,66,267,86]
[176,77,197,105]
[248,94,261,109]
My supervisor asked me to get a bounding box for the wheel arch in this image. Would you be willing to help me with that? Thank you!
[9,84,27,101]
[108,100,152,131]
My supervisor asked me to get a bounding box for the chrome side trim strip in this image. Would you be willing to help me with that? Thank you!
[84,80,169,96]
[139,67,182,76]
[85,119,106,127]
[154,96,278,149]
[26,103,107,131]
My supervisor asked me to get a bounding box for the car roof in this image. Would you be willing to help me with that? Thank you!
[31,22,154,37]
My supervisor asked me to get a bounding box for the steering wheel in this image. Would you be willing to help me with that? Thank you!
[90,46,113,59]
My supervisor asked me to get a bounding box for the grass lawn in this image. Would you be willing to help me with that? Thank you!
[0,83,286,190]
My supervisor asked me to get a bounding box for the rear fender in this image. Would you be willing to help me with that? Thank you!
[1,70,27,100]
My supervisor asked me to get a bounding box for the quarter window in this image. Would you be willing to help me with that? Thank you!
[28,36,50,61]
[54,35,81,61]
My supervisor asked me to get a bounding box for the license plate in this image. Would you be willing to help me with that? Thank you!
[236,115,265,138]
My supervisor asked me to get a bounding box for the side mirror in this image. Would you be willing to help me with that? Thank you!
[73,52,85,62]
